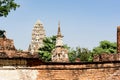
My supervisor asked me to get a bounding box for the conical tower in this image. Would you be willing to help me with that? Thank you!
[29,20,45,54]
[56,22,64,47]
[52,22,69,62]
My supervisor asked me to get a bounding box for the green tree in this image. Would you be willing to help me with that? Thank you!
[38,36,56,62]
[68,47,93,62]
[92,40,117,54]
[39,35,70,62]
[0,0,19,17]
[68,48,76,62]
[0,30,6,38]
[76,47,93,62]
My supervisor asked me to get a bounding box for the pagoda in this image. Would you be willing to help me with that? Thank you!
[29,20,45,54]
[51,22,69,62]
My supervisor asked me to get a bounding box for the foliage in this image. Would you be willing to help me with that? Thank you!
[0,30,6,38]
[68,48,76,62]
[71,40,117,62]
[39,35,70,62]
[38,36,56,62]
[39,38,116,62]
[0,0,19,17]
[92,40,117,54]
[68,47,93,62]
[75,47,93,62]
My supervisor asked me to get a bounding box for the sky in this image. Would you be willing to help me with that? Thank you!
[0,0,120,50]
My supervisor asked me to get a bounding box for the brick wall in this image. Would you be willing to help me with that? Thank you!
[117,26,120,53]
[35,61,120,80]
[93,53,120,62]
[0,61,120,80]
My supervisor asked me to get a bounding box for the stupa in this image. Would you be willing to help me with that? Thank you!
[51,22,69,62]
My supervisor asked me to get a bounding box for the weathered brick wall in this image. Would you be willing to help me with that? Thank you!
[35,61,120,80]
[0,56,120,80]
[37,68,120,80]
[0,61,120,80]
[117,26,120,53]
[0,58,43,66]
[93,53,120,62]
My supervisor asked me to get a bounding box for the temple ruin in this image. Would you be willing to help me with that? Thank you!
[117,26,120,53]
[51,22,69,62]
[0,23,120,80]
[28,20,45,54]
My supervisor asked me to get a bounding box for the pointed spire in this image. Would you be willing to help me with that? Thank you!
[35,20,42,24]
[57,21,63,37]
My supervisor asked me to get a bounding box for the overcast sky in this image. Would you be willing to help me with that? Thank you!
[0,0,120,50]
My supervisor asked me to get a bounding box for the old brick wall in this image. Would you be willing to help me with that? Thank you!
[37,68,120,80]
[35,61,120,80]
[93,53,120,62]
[117,26,120,53]
[0,61,120,80]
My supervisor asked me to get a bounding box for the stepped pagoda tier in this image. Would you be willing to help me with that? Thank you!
[52,22,69,62]
[29,20,45,54]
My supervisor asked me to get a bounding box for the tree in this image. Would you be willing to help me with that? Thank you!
[0,0,19,17]
[76,47,93,62]
[68,47,93,62]
[38,36,56,62]
[68,48,76,62]
[39,35,70,62]
[0,30,6,38]
[92,40,117,54]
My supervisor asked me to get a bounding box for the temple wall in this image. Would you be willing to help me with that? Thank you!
[117,26,120,53]
[0,68,38,80]
[37,68,120,80]
[0,61,120,80]
[0,26,120,80]
[36,62,120,80]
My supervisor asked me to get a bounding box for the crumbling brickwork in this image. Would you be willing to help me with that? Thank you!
[35,62,120,80]
[93,53,120,62]
[117,26,120,53]
[0,61,120,80]
[0,24,120,80]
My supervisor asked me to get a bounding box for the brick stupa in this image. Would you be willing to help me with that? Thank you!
[51,22,69,62]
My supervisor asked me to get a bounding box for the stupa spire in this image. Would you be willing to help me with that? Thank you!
[57,21,63,38]
[35,20,41,24]
[55,21,64,47]
[52,21,69,62]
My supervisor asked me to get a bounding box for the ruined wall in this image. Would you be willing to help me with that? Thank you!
[0,58,43,66]
[117,26,120,53]
[37,68,120,80]
[0,61,120,80]
[36,61,120,80]
[0,27,120,80]
[0,68,38,80]
[93,53,120,62]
